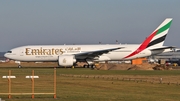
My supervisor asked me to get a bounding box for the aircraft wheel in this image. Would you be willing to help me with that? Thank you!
[88,65,92,68]
[83,65,88,68]
[91,65,96,69]
[18,65,22,68]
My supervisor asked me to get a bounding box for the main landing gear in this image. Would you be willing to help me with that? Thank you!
[84,59,96,69]
[83,65,96,69]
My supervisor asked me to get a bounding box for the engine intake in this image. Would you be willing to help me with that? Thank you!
[58,55,76,67]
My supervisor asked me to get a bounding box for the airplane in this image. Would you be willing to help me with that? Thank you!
[4,18,174,68]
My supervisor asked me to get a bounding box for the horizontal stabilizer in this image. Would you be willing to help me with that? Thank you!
[150,46,176,51]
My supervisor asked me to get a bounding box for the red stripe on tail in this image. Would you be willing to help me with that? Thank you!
[124,30,158,59]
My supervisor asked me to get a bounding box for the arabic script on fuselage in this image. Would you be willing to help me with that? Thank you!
[25,47,81,55]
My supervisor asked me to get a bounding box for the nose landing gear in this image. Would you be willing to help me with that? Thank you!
[18,65,22,68]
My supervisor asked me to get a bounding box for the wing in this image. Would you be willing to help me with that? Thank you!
[75,47,124,59]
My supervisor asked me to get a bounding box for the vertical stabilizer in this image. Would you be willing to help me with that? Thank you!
[145,18,172,48]
[124,18,172,59]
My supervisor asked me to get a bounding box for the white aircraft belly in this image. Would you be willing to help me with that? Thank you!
[104,51,131,60]
[19,55,58,61]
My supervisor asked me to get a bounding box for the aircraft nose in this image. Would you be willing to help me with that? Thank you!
[4,53,10,59]
[4,53,8,58]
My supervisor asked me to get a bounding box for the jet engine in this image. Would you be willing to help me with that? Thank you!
[58,55,76,67]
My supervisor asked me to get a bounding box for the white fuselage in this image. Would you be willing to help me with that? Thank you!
[4,44,153,62]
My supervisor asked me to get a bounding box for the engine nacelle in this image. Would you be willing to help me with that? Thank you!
[58,55,76,67]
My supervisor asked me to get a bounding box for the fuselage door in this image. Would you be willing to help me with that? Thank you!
[20,49,24,56]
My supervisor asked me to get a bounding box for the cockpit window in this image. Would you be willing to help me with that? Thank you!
[7,51,12,53]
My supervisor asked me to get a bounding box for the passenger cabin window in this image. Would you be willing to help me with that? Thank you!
[7,51,12,53]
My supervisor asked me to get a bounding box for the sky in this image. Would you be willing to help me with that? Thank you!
[0,0,180,52]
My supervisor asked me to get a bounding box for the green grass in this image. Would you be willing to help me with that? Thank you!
[57,68,180,75]
[1,68,180,101]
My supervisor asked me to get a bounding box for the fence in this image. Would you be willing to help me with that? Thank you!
[0,68,56,99]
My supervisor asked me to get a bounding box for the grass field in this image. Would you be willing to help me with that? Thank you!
[1,67,180,101]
